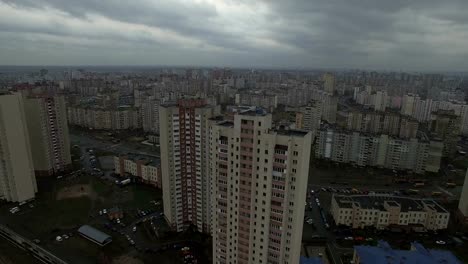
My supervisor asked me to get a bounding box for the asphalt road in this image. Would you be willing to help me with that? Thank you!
[303,191,351,264]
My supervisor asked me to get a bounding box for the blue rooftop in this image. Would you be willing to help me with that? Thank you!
[300,256,325,264]
[354,240,462,264]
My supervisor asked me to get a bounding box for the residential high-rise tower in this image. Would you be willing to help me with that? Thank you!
[159,98,220,232]
[209,110,312,264]
[0,93,37,202]
[24,95,71,176]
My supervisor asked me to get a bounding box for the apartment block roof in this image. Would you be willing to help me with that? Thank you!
[333,195,448,213]
[354,240,461,264]
[116,154,160,167]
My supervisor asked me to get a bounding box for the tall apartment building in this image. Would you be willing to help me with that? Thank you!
[413,98,433,122]
[323,73,336,94]
[68,106,140,130]
[24,95,71,176]
[300,103,322,132]
[295,112,304,129]
[141,96,160,134]
[322,95,338,124]
[373,91,388,112]
[235,93,278,112]
[159,99,220,233]
[399,118,419,139]
[401,94,417,116]
[346,110,415,137]
[431,110,461,157]
[0,93,37,202]
[315,126,443,173]
[458,169,468,223]
[210,111,313,264]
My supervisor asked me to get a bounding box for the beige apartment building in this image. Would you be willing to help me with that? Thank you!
[235,93,278,112]
[114,155,161,188]
[209,110,312,264]
[323,72,336,94]
[24,95,71,176]
[141,96,160,134]
[159,99,220,233]
[459,169,468,224]
[0,93,37,202]
[67,106,140,130]
[331,195,449,231]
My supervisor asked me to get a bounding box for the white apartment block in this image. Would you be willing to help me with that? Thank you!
[301,104,322,133]
[315,127,443,173]
[235,93,278,111]
[0,93,37,202]
[24,95,71,176]
[141,96,160,134]
[374,91,388,112]
[323,73,336,94]
[67,106,140,130]
[458,169,468,222]
[210,111,312,264]
[159,99,220,233]
[114,155,161,188]
[331,195,450,231]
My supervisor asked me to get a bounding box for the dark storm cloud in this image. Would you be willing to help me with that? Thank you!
[0,0,467,70]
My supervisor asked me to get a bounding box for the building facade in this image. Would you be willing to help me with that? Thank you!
[331,195,450,231]
[24,95,71,176]
[353,241,461,264]
[113,155,161,188]
[323,73,335,94]
[210,111,312,264]
[68,106,141,130]
[141,96,160,134]
[159,99,220,233]
[458,169,468,223]
[235,93,278,112]
[0,93,37,202]
[315,127,443,173]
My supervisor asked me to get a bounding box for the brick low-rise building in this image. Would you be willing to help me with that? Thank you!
[113,155,161,188]
[331,194,449,231]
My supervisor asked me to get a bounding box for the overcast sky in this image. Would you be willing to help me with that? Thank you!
[0,0,467,71]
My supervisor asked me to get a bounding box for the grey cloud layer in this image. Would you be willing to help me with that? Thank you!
[0,0,467,70]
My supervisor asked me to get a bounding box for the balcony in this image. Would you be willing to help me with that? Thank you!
[273,162,287,169]
[241,123,254,130]
[240,133,254,139]
[240,150,253,157]
[240,142,253,148]
[240,167,252,174]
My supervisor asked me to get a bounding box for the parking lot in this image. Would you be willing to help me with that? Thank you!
[301,181,468,263]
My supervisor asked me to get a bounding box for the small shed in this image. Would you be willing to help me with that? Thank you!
[107,207,123,220]
[78,225,112,246]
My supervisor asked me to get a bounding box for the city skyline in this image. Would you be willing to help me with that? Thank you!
[1,0,468,71]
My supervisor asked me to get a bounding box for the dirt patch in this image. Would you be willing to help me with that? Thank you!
[56,184,93,200]
[113,255,144,264]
